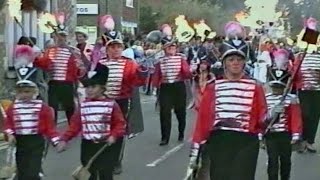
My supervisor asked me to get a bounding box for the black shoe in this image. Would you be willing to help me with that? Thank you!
[297,141,307,153]
[178,133,184,142]
[159,140,169,146]
[113,164,123,175]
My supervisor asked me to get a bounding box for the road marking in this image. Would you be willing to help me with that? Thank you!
[146,143,185,167]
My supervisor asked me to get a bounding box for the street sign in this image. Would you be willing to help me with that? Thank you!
[76,4,99,15]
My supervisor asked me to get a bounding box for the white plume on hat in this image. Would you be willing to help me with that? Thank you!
[14,45,35,69]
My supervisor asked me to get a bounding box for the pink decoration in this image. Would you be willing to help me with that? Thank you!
[272,49,289,69]
[99,15,115,30]
[15,45,34,59]
[14,45,35,68]
[161,24,172,36]
[224,21,246,38]
[306,17,318,30]
[55,12,65,24]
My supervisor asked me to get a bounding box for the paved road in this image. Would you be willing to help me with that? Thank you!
[36,95,320,180]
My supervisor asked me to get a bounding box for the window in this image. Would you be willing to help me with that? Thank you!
[126,0,134,8]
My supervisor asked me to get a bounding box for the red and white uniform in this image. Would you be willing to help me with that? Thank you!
[152,53,192,87]
[35,46,84,82]
[61,98,126,141]
[192,76,267,143]
[4,100,59,144]
[294,53,320,90]
[265,93,302,139]
[99,56,147,99]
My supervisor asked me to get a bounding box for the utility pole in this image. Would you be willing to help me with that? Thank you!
[137,0,141,34]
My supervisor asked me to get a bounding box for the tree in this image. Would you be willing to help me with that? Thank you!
[139,6,160,34]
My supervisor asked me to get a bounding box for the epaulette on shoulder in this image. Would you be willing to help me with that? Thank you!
[121,56,132,61]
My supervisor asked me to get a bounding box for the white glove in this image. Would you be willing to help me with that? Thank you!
[212,61,222,68]
[291,133,300,142]
[272,103,285,114]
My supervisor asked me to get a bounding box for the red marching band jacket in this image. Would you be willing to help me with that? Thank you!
[61,98,126,142]
[292,52,320,91]
[152,53,192,88]
[192,76,268,144]
[99,56,147,99]
[34,46,86,83]
[265,93,302,139]
[3,100,60,145]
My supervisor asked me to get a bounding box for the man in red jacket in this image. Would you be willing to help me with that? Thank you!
[152,35,193,146]
[35,23,86,124]
[99,30,147,174]
[189,22,267,180]
[4,76,59,180]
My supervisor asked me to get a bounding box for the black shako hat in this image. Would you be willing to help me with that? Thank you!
[82,63,109,87]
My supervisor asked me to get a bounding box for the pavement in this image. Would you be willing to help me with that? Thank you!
[1,94,320,180]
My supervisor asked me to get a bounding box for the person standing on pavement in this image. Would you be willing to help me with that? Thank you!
[75,30,94,69]
[189,22,267,180]
[3,70,59,180]
[57,63,126,180]
[295,17,320,153]
[152,33,193,146]
[264,49,302,180]
[34,16,87,124]
[99,20,148,174]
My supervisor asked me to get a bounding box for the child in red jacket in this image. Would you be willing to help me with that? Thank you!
[264,49,302,180]
[4,79,59,180]
[57,63,126,180]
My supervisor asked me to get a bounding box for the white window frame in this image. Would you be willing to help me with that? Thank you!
[126,0,134,8]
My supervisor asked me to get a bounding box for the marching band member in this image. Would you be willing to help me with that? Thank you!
[13,45,47,101]
[152,35,193,146]
[188,49,215,110]
[295,17,320,153]
[264,49,302,180]
[190,23,267,180]
[34,15,86,124]
[189,51,215,180]
[3,71,59,180]
[99,29,148,174]
[57,63,126,180]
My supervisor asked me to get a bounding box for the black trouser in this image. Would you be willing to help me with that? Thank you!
[197,144,210,180]
[298,90,320,144]
[48,81,76,124]
[15,135,45,180]
[159,81,187,141]
[114,98,129,168]
[81,139,122,180]
[207,130,259,180]
[265,132,292,180]
[146,74,153,95]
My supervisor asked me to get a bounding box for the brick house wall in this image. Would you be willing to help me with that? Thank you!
[122,0,138,23]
